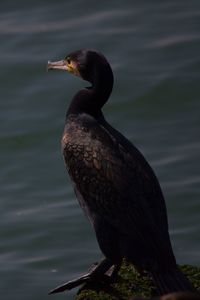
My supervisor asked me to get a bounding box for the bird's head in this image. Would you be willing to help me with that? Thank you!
[47,49,111,85]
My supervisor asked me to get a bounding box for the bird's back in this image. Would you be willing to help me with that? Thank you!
[62,112,176,270]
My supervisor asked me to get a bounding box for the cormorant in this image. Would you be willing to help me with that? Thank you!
[47,49,195,295]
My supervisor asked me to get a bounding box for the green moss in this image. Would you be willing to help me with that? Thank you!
[75,261,200,300]
[180,265,200,290]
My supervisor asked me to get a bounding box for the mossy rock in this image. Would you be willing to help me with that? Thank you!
[75,261,200,300]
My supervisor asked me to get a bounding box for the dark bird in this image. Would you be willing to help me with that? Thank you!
[47,49,195,295]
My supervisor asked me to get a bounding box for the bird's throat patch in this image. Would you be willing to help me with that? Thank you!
[67,61,80,77]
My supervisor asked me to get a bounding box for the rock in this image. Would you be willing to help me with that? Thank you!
[75,261,200,300]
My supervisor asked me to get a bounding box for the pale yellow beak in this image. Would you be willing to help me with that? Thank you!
[47,60,68,71]
[47,59,80,77]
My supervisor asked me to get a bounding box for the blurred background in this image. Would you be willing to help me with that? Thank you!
[0,1,200,299]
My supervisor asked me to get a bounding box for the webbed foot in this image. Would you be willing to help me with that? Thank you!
[49,258,120,295]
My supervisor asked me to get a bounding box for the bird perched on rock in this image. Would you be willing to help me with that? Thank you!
[47,49,196,295]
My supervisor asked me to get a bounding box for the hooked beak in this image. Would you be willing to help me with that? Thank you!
[47,60,68,72]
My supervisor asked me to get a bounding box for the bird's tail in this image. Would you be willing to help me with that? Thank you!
[150,266,196,295]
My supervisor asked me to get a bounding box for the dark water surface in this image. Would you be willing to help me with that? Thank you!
[1,1,200,299]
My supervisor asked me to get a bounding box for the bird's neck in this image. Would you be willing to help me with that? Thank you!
[66,64,114,118]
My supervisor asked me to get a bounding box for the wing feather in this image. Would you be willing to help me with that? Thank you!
[62,114,175,265]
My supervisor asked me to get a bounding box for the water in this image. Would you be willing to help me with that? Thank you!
[1,1,200,299]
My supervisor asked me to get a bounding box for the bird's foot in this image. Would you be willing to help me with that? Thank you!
[49,258,119,295]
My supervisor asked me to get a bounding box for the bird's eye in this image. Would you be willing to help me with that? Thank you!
[66,57,71,65]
